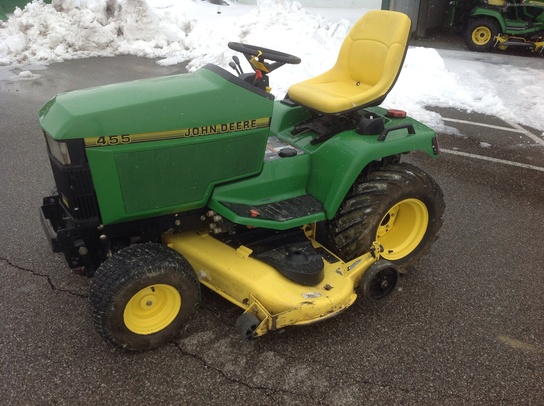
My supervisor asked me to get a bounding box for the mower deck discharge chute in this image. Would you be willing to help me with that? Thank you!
[39,10,445,351]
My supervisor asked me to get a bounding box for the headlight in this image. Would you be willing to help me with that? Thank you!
[45,133,71,165]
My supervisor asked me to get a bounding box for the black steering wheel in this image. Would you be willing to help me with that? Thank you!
[228,42,301,73]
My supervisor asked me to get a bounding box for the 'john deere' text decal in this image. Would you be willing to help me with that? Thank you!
[84,117,270,148]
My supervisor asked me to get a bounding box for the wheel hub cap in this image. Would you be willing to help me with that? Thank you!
[124,284,182,335]
[472,26,492,45]
[376,198,429,261]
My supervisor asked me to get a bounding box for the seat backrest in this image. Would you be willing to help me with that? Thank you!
[335,10,411,91]
[287,10,411,114]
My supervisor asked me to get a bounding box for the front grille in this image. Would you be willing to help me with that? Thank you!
[66,166,99,220]
[49,156,100,222]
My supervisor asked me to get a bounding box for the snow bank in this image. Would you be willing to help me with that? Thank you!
[387,47,544,133]
[385,47,507,131]
[0,1,348,69]
[1,0,543,133]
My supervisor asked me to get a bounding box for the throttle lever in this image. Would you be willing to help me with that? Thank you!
[232,55,244,74]
[229,61,241,76]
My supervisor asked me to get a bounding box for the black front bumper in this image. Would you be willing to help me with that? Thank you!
[40,195,62,253]
[40,194,101,272]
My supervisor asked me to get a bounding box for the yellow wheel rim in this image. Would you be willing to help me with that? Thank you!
[376,198,429,261]
[472,26,492,46]
[124,284,181,335]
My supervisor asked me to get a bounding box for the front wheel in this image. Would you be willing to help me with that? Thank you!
[89,243,200,351]
[326,163,445,273]
[464,18,500,52]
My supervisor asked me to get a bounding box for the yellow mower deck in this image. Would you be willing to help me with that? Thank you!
[162,229,377,337]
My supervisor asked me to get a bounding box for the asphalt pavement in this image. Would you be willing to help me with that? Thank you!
[1,49,543,404]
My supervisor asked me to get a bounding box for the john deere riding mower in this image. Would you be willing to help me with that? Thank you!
[39,10,444,351]
[465,0,544,53]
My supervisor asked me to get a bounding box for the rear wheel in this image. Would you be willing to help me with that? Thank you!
[327,163,444,273]
[465,18,500,52]
[89,243,200,351]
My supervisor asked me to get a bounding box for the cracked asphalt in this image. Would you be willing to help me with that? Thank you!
[1,52,543,405]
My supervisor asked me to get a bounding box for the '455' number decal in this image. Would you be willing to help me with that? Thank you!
[89,135,131,147]
[83,117,271,148]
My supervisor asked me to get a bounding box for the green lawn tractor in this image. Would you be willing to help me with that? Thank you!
[465,0,544,53]
[39,10,444,351]
[0,1,52,21]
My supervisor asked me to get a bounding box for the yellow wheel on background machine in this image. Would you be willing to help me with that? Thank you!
[465,18,500,52]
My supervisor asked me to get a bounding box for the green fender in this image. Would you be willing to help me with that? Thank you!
[266,102,438,220]
[210,104,438,230]
[304,113,438,218]
[470,7,506,31]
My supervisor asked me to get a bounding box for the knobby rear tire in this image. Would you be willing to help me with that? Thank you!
[326,163,445,273]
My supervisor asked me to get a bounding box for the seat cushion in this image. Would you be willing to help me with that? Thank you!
[287,10,411,114]
[287,76,373,114]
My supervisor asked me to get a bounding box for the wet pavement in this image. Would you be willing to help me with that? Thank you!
[1,51,543,405]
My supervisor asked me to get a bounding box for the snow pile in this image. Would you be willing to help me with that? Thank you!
[385,47,506,131]
[0,1,348,70]
[1,0,543,133]
[0,0,350,95]
[153,0,351,95]
[388,47,544,132]
[0,0,187,63]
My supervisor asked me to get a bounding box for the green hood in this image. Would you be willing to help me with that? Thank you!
[40,65,274,140]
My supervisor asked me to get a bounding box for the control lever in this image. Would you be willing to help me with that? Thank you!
[232,55,244,74]
[229,61,241,75]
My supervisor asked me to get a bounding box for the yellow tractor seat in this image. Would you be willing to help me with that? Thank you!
[287,10,411,114]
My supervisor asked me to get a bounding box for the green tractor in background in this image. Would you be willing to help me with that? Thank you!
[464,0,544,52]
[39,10,445,351]
[0,0,52,21]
